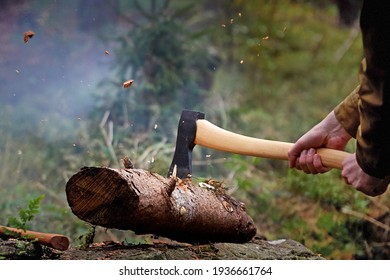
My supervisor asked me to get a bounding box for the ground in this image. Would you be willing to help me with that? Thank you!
[1,236,323,260]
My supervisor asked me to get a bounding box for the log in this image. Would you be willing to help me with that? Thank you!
[66,167,256,244]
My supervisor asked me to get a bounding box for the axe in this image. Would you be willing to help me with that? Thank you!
[168,110,350,178]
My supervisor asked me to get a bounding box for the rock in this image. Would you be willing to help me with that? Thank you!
[1,235,323,260]
[58,238,323,260]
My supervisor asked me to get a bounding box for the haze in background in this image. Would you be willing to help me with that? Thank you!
[0,0,119,141]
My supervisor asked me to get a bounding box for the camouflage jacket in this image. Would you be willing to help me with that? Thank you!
[334,0,390,178]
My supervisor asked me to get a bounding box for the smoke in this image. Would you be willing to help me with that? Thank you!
[0,0,117,141]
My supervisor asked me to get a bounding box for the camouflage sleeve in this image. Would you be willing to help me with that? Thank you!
[334,84,360,138]
[353,0,390,178]
[355,61,390,178]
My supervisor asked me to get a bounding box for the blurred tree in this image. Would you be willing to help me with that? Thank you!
[93,0,218,134]
[334,0,361,26]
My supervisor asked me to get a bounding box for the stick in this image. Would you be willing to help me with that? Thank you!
[0,226,70,251]
[341,207,390,232]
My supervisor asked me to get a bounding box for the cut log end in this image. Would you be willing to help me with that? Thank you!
[66,168,139,228]
[66,167,257,244]
[50,236,70,251]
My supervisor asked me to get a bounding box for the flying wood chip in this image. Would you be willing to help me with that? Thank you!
[24,30,35,43]
[123,80,134,88]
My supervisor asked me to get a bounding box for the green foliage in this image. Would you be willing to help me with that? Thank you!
[6,195,44,233]
[77,225,96,249]
[281,171,372,258]
[93,0,216,134]
[0,195,44,258]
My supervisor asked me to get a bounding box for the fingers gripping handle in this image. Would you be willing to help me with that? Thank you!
[195,119,350,170]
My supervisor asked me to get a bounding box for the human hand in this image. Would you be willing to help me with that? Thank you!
[288,111,352,174]
[342,154,390,196]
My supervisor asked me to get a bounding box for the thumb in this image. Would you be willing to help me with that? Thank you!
[288,143,305,168]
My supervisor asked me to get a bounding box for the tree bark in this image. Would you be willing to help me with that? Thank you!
[66,167,256,244]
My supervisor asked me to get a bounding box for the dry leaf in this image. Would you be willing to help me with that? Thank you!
[24,30,35,43]
[123,79,134,88]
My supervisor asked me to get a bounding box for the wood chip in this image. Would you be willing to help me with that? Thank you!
[122,156,134,169]
[222,201,234,213]
[24,30,35,43]
[122,80,134,88]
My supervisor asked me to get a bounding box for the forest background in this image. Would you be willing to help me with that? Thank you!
[1,0,389,259]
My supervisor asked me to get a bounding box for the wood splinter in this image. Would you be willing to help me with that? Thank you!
[166,164,178,196]
[166,177,178,196]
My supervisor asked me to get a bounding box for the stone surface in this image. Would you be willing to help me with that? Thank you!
[59,238,324,260]
[1,236,324,260]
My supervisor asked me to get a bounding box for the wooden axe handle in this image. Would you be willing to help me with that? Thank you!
[195,119,350,169]
[0,226,70,251]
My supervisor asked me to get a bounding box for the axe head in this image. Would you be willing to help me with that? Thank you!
[168,110,205,178]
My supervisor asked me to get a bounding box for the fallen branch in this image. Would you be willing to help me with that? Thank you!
[0,226,69,251]
[341,207,390,232]
[66,167,256,244]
